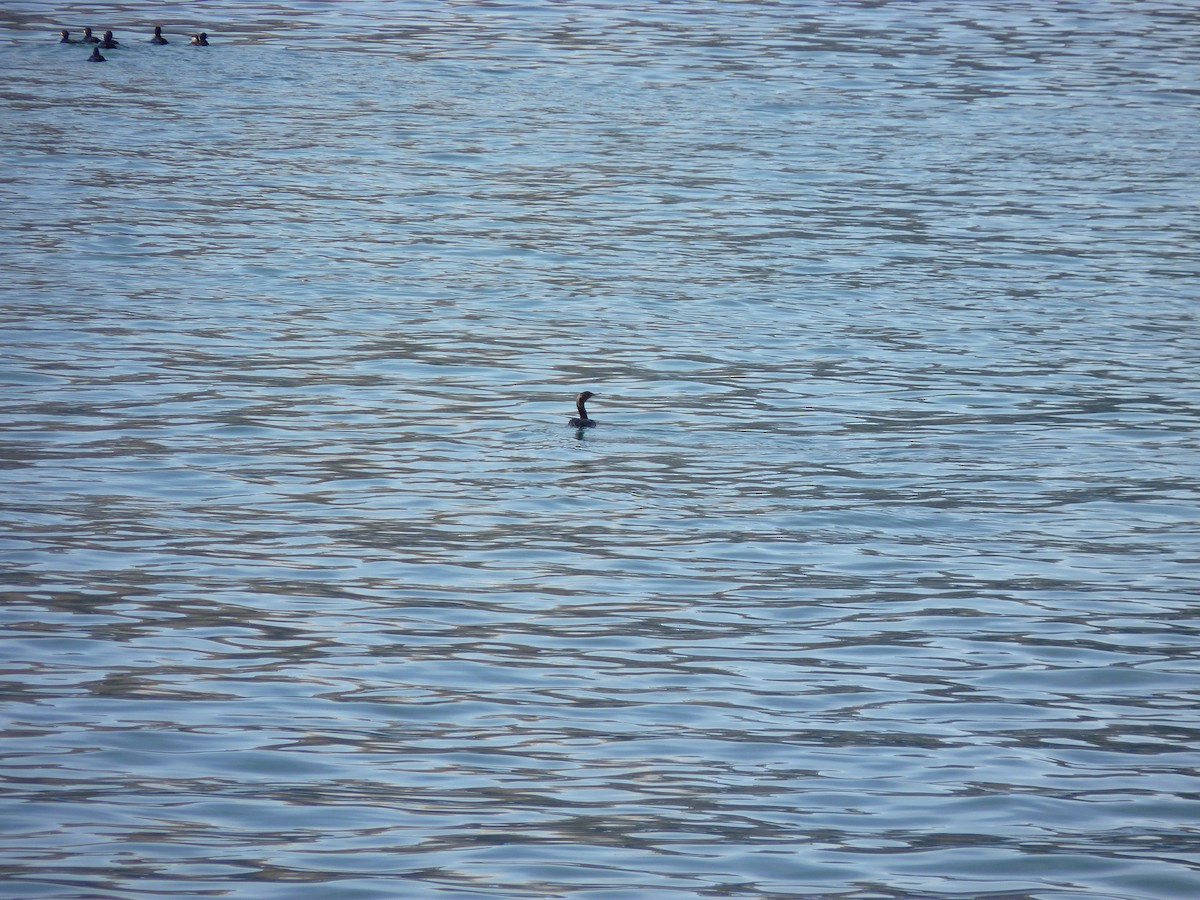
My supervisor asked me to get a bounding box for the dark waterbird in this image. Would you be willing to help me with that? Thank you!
[59,30,76,43]
[98,30,119,49]
[190,32,209,46]
[568,391,598,428]
[81,27,99,43]
[87,47,106,62]
[150,26,169,45]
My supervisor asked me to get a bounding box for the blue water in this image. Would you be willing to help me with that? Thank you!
[2,2,1199,898]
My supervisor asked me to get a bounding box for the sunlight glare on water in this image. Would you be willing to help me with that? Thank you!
[1,1,1199,898]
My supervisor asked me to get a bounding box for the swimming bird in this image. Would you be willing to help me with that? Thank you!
[150,26,169,45]
[98,30,119,48]
[87,47,106,62]
[568,391,597,428]
[81,27,100,43]
[190,32,209,46]
[59,30,76,43]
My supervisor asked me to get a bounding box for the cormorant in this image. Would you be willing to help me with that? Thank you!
[568,391,597,428]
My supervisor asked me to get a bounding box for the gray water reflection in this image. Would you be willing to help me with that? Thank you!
[2,1,1199,898]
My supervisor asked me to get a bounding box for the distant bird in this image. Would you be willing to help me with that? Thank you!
[87,47,106,62]
[81,27,100,43]
[190,32,209,46]
[568,391,597,428]
[59,30,76,43]
[98,30,119,48]
[150,26,169,45]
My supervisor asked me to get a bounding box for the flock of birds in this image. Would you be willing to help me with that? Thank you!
[58,26,209,61]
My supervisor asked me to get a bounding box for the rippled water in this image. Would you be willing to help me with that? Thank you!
[2,2,1199,898]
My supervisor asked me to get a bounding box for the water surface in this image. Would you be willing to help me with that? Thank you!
[1,2,1199,898]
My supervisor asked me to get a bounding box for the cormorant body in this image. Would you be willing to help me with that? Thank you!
[568,391,597,428]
